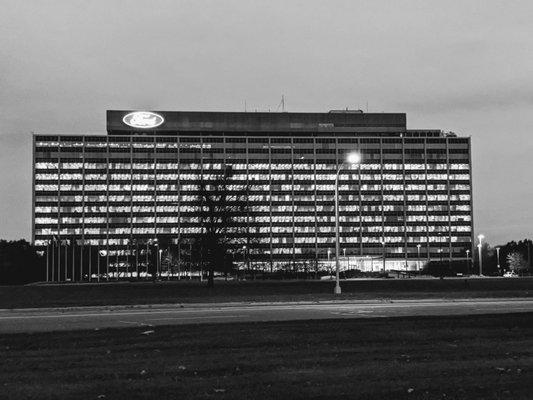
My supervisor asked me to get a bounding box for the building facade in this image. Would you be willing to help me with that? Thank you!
[33,110,473,279]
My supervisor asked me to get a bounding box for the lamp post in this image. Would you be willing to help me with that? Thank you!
[51,238,55,282]
[57,238,61,282]
[135,241,139,279]
[343,248,346,272]
[466,249,470,275]
[158,249,163,280]
[334,151,361,295]
[97,245,101,283]
[477,234,484,276]
[242,245,247,280]
[46,241,50,282]
[417,244,421,271]
[380,240,386,271]
[145,241,149,278]
[496,247,501,275]
[327,248,331,275]
[64,240,68,282]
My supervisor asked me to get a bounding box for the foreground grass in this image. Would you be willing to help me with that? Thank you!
[0,313,532,399]
[0,278,532,309]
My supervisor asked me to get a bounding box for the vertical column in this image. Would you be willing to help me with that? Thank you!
[291,138,296,269]
[57,139,61,282]
[402,139,408,270]
[105,137,110,280]
[358,139,363,262]
[268,138,274,271]
[334,137,338,269]
[153,136,157,246]
[245,137,250,273]
[130,137,134,278]
[313,138,319,271]
[446,138,452,263]
[379,139,384,269]
[31,134,36,245]
[177,136,181,277]
[467,137,475,264]
[81,137,87,282]
[424,139,430,264]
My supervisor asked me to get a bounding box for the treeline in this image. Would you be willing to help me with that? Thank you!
[0,240,46,285]
[0,238,531,285]
[423,239,532,277]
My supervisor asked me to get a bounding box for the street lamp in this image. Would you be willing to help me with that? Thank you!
[416,244,421,271]
[380,240,386,271]
[477,234,484,276]
[466,249,471,274]
[158,249,163,280]
[342,248,347,272]
[496,247,501,275]
[334,151,361,295]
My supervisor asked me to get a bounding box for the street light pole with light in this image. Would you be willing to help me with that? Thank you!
[477,234,485,276]
[334,151,361,295]
[496,246,501,275]
[466,249,471,274]
[380,239,386,271]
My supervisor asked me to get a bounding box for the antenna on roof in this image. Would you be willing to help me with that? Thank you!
[276,94,286,112]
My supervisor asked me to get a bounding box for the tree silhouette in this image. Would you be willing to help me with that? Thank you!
[195,165,250,287]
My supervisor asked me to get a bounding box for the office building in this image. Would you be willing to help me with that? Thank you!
[33,110,473,280]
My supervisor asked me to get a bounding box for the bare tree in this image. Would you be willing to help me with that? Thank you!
[507,252,528,275]
[195,164,250,287]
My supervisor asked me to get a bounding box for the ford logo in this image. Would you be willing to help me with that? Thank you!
[123,111,164,129]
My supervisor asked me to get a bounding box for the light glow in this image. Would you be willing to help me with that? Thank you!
[346,152,361,164]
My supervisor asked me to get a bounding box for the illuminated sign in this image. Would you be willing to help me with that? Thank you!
[123,111,164,129]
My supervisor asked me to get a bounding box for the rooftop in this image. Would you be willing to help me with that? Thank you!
[107,110,407,135]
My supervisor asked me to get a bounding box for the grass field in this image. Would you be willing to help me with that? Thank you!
[0,313,531,399]
[0,278,531,309]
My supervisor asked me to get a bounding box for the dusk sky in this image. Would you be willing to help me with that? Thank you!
[1,0,532,246]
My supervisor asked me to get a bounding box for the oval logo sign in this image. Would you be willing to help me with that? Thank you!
[123,111,164,129]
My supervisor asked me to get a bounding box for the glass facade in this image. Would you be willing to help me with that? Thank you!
[32,111,473,275]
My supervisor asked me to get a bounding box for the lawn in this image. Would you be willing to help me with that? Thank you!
[0,313,532,399]
[0,278,531,309]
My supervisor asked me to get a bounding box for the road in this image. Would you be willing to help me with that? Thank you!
[1,298,532,334]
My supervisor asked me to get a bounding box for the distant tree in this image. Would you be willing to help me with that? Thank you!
[507,252,528,275]
[0,240,45,285]
[194,164,250,287]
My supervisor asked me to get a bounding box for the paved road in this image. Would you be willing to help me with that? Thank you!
[1,298,532,334]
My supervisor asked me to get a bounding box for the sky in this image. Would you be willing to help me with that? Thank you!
[0,0,532,246]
